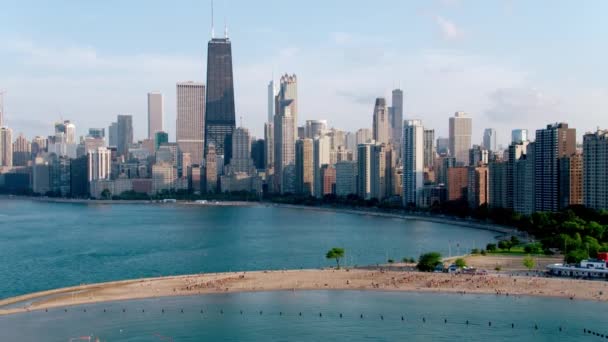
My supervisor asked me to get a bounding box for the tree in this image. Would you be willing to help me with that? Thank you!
[486,243,497,252]
[498,240,511,251]
[510,236,520,246]
[417,252,442,272]
[455,258,467,269]
[100,189,112,200]
[523,255,535,270]
[326,248,345,269]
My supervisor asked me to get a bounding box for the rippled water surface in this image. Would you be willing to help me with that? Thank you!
[0,198,500,298]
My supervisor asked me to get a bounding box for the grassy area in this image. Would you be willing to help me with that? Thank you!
[483,246,549,257]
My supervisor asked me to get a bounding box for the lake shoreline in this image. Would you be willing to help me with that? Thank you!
[0,268,606,316]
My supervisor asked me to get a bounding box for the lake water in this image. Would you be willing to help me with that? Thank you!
[0,291,605,341]
[0,198,500,299]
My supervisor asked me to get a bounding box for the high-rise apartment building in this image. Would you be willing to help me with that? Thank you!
[357,143,373,200]
[559,153,583,208]
[87,146,111,182]
[447,167,468,201]
[583,130,608,210]
[467,166,489,208]
[177,82,205,164]
[483,128,497,152]
[313,135,331,198]
[295,138,314,195]
[227,127,255,174]
[372,98,390,145]
[513,142,536,215]
[534,123,576,212]
[320,165,336,196]
[489,161,508,208]
[12,133,31,166]
[148,92,164,139]
[423,129,435,169]
[356,128,372,146]
[449,112,472,166]
[506,141,528,209]
[205,34,236,161]
[402,120,424,207]
[0,127,13,167]
[116,115,133,158]
[335,161,357,196]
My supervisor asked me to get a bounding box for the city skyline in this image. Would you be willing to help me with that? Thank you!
[1,1,607,144]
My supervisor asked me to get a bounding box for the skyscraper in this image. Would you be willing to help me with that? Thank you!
[154,131,169,151]
[205,33,236,162]
[372,98,390,145]
[295,138,314,195]
[177,82,205,164]
[55,120,76,144]
[512,129,528,144]
[274,74,298,194]
[277,74,298,139]
[313,135,331,198]
[402,120,424,207]
[391,89,403,154]
[449,111,472,166]
[357,143,373,200]
[108,122,118,147]
[483,128,497,152]
[0,127,13,167]
[267,80,275,123]
[534,123,576,212]
[116,115,133,158]
[305,120,327,139]
[584,130,608,210]
[0,91,4,127]
[148,92,164,139]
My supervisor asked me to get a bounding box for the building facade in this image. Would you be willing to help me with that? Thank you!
[402,120,424,207]
[449,111,472,166]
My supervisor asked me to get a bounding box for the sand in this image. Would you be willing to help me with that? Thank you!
[1,268,607,316]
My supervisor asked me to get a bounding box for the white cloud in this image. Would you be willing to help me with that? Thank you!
[435,15,464,41]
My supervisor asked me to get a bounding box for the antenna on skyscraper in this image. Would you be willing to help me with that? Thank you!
[224,17,228,38]
[211,0,215,38]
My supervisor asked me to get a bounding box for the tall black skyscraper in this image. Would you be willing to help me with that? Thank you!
[204,31,236,165]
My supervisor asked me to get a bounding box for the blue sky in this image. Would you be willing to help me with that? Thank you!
[1,0,608,145]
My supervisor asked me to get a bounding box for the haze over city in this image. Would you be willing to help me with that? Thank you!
[2,0,607,143]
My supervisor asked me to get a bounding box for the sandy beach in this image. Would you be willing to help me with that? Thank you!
[1,267,606,316]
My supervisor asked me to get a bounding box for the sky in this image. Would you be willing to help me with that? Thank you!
[1,0,608,147]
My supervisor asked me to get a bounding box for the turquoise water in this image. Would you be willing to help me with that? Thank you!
[0,199,500,299]
[1,291,605,341]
